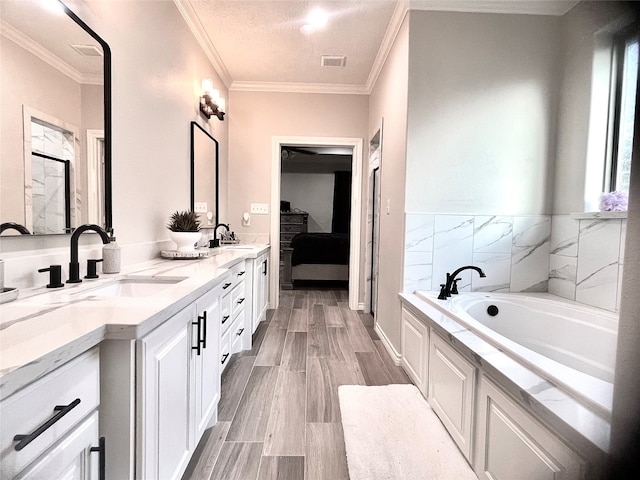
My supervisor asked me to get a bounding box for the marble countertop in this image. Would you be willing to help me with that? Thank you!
[0,245,269,400]
[399,292,610,462]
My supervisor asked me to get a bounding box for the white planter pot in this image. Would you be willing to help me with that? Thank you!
[169,231,202,252]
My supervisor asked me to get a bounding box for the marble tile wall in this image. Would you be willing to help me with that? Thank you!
[405,212,626,312]
[404,213,551,295]
[549,214,626,312]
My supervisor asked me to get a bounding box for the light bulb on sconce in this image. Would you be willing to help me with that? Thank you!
[199,78,225,121]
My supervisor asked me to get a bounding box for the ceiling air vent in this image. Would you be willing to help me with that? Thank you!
[70,44,103,57]
[321,55,346,67]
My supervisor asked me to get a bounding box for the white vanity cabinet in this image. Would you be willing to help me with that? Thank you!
[428,332,476,462]
[474,375,586,480]
[401,306,429,396]
[137,280,224,480]
[0,348,103,480]
[251,250,269,333]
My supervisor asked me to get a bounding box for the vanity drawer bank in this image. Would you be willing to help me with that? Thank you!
[399,292,609,480]
[0,245,269,480]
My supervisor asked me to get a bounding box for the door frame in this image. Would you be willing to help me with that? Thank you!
[270,135,363,310]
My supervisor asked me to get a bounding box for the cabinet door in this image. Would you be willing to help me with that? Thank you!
[401,307,429,396]
[138,306,192,480]
[428,332,476,462]
[193,287,221,442]
[474,376,585,480]
[16,412,100,480]
[253,254,268,332]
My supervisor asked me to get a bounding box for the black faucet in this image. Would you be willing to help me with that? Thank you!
[438,265,486,300]
[211,223,230,248]
[67,224,111,283]
[0,222,31,235]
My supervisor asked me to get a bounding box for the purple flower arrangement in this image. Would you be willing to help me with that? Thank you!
[599,191,628,212]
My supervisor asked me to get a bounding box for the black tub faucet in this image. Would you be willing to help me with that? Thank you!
[67,224,111,283]
[438,265,486,300]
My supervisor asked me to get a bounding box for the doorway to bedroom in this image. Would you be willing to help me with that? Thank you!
[270,136,363,311]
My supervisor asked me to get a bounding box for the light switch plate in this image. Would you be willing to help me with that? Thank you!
[194,202,207,213]
[251,203,269,214]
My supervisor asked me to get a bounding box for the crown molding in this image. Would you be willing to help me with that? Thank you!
[173,0,233,88]
[365,0,409,94]
[230,81,369,95]
[409,0,579,16]
[0,20,100,85]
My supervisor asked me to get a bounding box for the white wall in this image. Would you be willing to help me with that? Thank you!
[227,90,369,300]
[1,0,229,288]
[281,173,334,232]
[367,13,410,352]
[406,11,560,215]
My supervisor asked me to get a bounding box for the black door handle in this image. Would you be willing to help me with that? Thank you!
[222,315,230,324]
[221,353,230,365]
[14,398,81,451]
[222,282,232,289]
[200,311,207,349]
[90,436,106,480]
[236,328,245,336]
[192,317,202,355]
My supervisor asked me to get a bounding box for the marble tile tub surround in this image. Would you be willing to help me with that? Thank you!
[404,213,626,312]
[400,292,610,462]
[0,245,269,401]
[404,213,551,295]
[550,214,626,312]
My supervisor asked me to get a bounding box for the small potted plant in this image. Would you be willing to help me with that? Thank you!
[167,210,201,252]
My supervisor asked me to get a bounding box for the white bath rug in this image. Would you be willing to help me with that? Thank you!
[338,384,478,480]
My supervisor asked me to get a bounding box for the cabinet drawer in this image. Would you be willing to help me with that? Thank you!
[230,261,247,279]
[231,280,246,317]
[280,232,298,243]
[0,348,100,478]
[230,310,246,355]
[220,328,232,373]
[281,214,307,225]
[281,223,305,233]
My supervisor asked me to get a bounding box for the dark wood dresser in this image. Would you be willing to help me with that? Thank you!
[280,212,308,288]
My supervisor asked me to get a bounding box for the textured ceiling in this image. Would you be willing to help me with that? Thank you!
[181,0,579,93]
[185,0,398,89]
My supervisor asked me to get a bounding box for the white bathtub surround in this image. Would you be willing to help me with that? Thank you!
[403,213,550,294]
[405,212,627,312]
[549,214,626,311]
[511,216,551,292]
[400,292,610,467]
[338,384,477,480]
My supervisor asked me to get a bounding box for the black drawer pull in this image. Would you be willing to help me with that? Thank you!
[222,315,230,324]
[236,328,245,336]
[192,317,202,356]
[14,398,81,451]
[221,353,230,365]
[222,282,232,289]
[237,298,245,304]
[238,271,245,276]
[200,311,208,349]
[90,436,106,480]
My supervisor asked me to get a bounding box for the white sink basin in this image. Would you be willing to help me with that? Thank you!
[79,276,187,298]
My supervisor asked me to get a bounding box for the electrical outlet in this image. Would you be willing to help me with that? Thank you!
[194,202,207,213]
[251,203,269,214]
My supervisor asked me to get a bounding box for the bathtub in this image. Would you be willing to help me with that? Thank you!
[415,291,618,418]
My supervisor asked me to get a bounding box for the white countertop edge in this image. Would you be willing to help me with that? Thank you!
[399,292,610,460]
[0,245,270,400]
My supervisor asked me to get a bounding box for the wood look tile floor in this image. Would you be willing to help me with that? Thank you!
[182,288,411,480]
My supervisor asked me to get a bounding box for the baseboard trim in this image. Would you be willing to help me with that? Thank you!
[374,323,402,366]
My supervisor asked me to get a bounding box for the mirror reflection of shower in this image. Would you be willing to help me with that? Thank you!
[30,120,73,234]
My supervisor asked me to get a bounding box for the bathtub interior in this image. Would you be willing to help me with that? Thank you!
[414,291,618,417]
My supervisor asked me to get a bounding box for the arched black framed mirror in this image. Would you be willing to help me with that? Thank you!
[0,0,112,236]
[190,121,219,226]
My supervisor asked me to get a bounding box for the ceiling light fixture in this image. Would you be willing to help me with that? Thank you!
[199,78,225,121]
[300,8,329,34]
[39,0,65,15]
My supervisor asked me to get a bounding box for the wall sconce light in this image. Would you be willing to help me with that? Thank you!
[199,78,225,121]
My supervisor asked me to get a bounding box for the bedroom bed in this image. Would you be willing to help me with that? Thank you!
[280,232,349,289]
